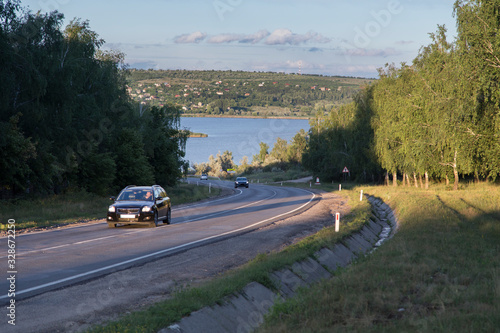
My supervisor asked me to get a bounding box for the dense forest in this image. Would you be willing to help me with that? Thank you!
[0,1,187,198]
[304,0,500,189]
[126,70,371,117]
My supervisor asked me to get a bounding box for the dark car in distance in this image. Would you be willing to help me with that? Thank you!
[107,185,171,228]
[235,177,249,188]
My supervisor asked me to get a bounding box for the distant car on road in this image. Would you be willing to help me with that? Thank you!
[235,177,249,188]
[200,174,208,180]
[107,185,171,228]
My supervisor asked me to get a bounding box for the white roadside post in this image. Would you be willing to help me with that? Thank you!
[335,213,340,232]
[339,184,342,191]
[360,190,363,201]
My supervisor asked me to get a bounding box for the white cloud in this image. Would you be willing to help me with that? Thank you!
[207,30,270,44]
[207,34,243,44]
[174,31,207,44]
[239,30,270,44]
[175,29,330,46]
[265,29,331,45]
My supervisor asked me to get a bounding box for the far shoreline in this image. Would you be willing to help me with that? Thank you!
[180,114,310,120]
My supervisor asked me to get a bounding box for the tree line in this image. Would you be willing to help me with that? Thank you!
[0,1,187,198]
[304,0,500,189]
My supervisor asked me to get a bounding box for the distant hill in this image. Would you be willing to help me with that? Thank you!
[126,70,374,118]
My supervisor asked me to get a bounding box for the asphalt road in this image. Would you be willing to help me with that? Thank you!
[0,180,315,304]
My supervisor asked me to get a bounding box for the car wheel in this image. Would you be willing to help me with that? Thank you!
[108,223,117,228]
[151,211,159,227]
[166,207,171,225]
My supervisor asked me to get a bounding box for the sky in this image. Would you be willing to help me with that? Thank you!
[22,0,458,78]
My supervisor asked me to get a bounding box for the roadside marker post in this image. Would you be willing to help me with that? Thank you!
[339,184,342,191]
[209,183,211,194]
[360,190,363,201]
[335,212,340,232]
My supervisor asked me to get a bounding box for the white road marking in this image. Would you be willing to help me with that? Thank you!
[0,188,315,300]
[0,187,244,258]
[1,184,240,239]
[175,189,277,224]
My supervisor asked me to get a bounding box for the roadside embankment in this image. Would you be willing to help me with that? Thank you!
[160,195,397,333]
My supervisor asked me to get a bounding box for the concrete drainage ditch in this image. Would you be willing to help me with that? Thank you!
[160,195,398,333]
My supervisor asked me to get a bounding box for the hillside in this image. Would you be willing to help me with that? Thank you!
[126,70,373,118]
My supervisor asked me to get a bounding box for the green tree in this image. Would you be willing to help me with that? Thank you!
[287,129,308,164]
[454,0,500,180]
[207,150,235,177]
[253,142,269,164]
[142,105,186,186]
[78,150,116,196]
[114,128,154,187]
[0,114,36,195]
[270,137,289,163]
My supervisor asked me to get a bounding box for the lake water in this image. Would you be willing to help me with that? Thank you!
[180,117,311,166]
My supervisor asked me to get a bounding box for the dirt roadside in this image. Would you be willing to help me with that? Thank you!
[4,189,349,333]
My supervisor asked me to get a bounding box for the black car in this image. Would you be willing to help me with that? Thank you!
[107,185,171,228]
[235,177,249,188]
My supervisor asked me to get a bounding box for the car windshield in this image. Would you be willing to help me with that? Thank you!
[237,177,247,181]
[117,189,153,201]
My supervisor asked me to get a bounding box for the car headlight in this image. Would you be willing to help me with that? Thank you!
[108,206,116,213]
[142,206,152,212]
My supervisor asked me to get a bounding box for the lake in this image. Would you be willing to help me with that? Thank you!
[180,117,311,165]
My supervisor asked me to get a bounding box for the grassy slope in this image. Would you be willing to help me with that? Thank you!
[126,70,373,116]
[259,183,500,332]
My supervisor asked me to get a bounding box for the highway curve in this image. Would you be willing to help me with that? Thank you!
[0,180,316,304]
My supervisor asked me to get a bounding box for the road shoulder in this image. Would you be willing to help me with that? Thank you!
[6,190,346,333]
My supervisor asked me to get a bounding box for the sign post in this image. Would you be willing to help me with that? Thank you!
[335,212,340,232]
[342,166,349,181]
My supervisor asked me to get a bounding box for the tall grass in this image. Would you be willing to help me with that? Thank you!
[0,191,110,230]
[259,183,500,332]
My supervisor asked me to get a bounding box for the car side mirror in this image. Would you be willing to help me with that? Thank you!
[156,196,163,201]
[110,196,116,201]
